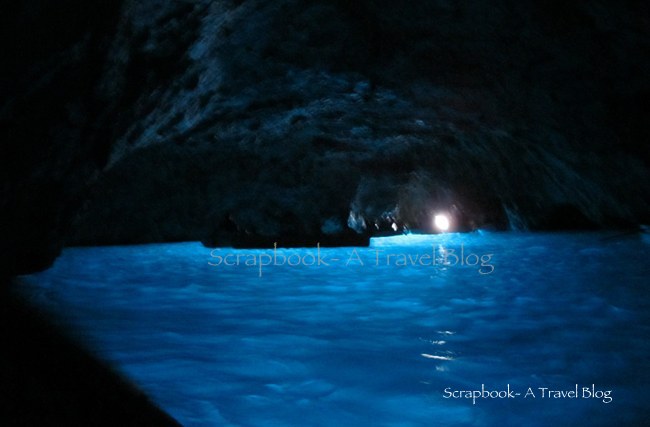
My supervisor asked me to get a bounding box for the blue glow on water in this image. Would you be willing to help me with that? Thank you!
[18,232,650,426]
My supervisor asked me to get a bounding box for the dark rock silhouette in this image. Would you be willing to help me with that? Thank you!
[2,0,650,276]
[1,279,181,426]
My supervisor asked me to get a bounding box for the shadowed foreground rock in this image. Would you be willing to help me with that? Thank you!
[0,280,181,426]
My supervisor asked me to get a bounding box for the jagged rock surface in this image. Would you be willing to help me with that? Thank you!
[3,0,650,275]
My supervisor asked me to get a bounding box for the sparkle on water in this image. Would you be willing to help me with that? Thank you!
[17,232,650,426]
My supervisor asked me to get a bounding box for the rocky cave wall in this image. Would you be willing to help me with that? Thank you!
[2,0,650,276]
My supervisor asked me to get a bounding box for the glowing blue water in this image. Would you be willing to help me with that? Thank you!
[18,232,650,426]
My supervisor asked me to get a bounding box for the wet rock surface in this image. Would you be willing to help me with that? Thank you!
[2,0,650,274]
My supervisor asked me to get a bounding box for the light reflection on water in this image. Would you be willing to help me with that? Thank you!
[18,232,650,426]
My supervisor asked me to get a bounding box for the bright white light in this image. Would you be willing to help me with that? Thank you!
[434,214,450,232]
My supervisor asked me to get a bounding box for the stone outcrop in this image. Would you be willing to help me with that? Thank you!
[2,0,650,275]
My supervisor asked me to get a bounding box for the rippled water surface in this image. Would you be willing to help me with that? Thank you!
[18,232,650,426]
